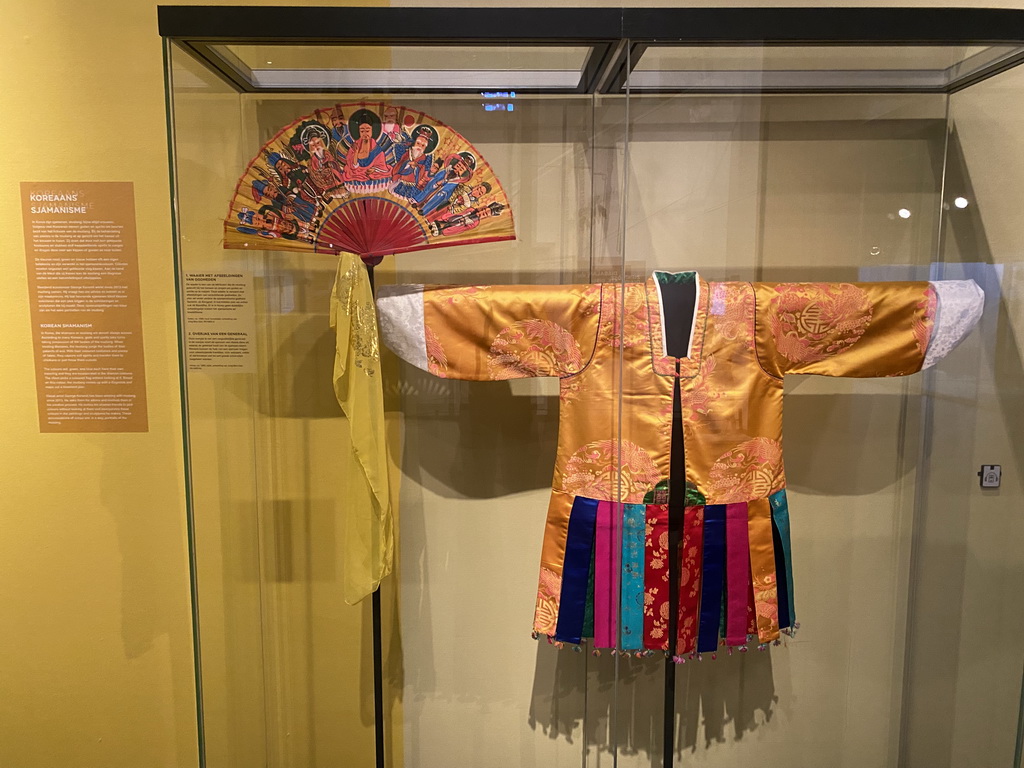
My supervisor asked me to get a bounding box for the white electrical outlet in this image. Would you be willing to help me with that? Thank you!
[978,465,1002,489]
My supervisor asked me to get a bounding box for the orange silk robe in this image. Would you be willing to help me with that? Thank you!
[376,273,983,649]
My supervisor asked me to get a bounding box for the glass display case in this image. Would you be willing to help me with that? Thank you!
[160,8,1024,768]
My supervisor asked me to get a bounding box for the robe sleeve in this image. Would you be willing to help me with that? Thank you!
[753,280,984,378]
[376,283,603,380]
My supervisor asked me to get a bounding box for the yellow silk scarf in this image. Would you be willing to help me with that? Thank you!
[329,252,394,604]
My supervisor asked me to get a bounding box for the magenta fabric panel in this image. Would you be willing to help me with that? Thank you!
[725,502,751,646]
[593,500,621,648]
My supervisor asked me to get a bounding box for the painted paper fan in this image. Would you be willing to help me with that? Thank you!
[225,102,515,264]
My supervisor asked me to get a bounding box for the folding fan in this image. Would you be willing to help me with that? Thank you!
[225,102,516,264]
[221,102,518,606]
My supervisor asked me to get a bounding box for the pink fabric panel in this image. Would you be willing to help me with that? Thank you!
[725,502,750,646]
[593,500,620,648]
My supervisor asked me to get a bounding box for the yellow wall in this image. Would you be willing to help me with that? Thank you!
[0,2,382,767]
[2,2,1023,768]
[1,2,195,766]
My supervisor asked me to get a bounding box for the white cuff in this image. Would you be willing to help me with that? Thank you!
[376,284,428,372]
[922,279,985,369]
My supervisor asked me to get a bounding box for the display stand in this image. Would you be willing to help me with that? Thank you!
[160,8,1024,768]
[366,267,386,768]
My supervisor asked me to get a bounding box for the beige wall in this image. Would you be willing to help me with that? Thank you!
[2,2,1023,768]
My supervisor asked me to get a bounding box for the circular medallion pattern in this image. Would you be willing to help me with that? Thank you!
[768,283,872,364]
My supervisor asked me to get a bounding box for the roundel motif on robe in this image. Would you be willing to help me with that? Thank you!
[534,566,562,636]
[708,282,755,350]
[768,283,873,364]
[487,319,584,379]
[707,437,784,503]
[582,283,649,349]
[561,439,662,503]
[424,326,449,377]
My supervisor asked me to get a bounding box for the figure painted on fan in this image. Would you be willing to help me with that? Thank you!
[428,200,506,237]
[426,181,492,220]
[263,152,321,209]
[236,205,312,241]
[251,179,317,224]
[327,104,353,153]
[379,106,408,146]
[264,152,301,192]
[414,152,478,216]
[302,123,349,200]
[378,106,414,167]
[342,109,392,192]
[391,125,438,200]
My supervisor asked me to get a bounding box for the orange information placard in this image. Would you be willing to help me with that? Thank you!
[21,182,148,433]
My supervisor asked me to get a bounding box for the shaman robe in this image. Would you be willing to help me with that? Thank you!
[376,273,984,654]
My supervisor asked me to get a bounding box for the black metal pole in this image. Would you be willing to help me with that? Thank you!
[664,361,685,768]
[372,587,385,768]
[663,653,675,768]
[365,261,386,768]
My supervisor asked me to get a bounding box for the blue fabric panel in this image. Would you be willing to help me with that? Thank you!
[697,504,727,653]
[770,489,796,629]
[555,496,599,644]
[620,503,646,650]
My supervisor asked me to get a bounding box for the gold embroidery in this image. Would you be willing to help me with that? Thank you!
[534,566,561,636]
[487,319,584,379]
[425,326,448,377]
[582,283,650,349]
[561,439,662,503]
[769,283,873,364]
[432,284,490,306]
[337,256,380,377]
[681,354,722,422]
[707,437,785,503]
[643,505,670,648]
[747,499,781,642]
[709,282,755,350]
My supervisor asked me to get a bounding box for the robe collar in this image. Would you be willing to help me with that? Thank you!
[645,271,709,378]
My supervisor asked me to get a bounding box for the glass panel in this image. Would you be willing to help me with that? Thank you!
[631,44,1024,92]
[209,44,593,91]
[225,44,592,72]
[901,62,1024,768]
[622,47,949,767]
[170,33,619,764]
[383,92,612,768]
[167,28,1024,768]
[168,41,382,767]
[167,42,270,768]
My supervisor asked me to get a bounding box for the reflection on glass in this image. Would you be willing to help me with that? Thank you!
[210,44,593,90]
[167,25,1024,768]
[629,44,1024,92]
